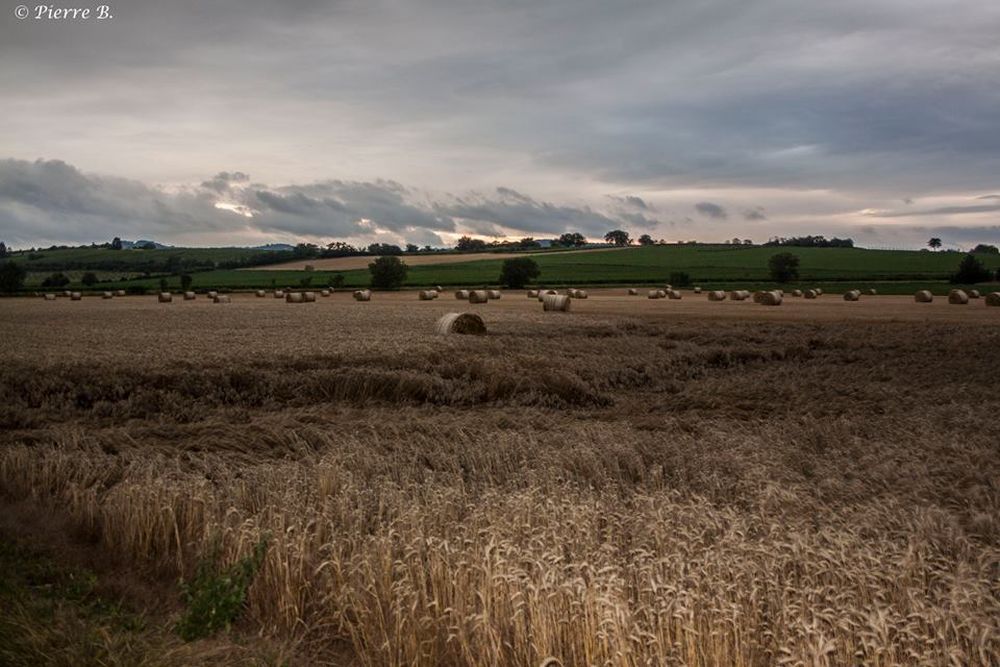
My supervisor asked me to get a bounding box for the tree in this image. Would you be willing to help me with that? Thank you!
[0,261,26,293]
[456,236,487,251]
[41,272,70,288]
[604,230,631,246]
[0,241,8,258]
[367,243,402,255]
[330,274,345,289]
[405,243,419,253]
[81,272,98,286]
[111,237,123,250]
[557,232,586,247]
[950,254,992,284]
[159,277,169,292]
[971,243,999,255]
[768,252,800,283]
[499,257,540,288]
[518,237,540,249]
[368,256,408,289]
[637,234,655,246]
[927,237,942,250]
[180,274,193,291]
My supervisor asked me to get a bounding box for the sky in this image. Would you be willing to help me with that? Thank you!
[2,0,999,250]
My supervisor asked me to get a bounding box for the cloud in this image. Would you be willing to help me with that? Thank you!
[742,207,767,220]
[694,201,727,219]
[872,203,1000,218]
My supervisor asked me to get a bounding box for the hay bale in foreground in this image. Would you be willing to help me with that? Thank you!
[843,290,861,301]
[628,288,639,295]
[255,290,266,297]
[44,293,56,301]
[213,294,231,303]
[286,292,304,303]
[102,291,113,299]
[487,290,502,300]
[527,289,539,298]
[419,290,437,300]
[158,292,172,303]
[914,290,933,303]
[183,291,196,300]
[948,289,969,305]
[455,289,470,300]
[469,290,489,303]
[968,289,981,299]
[114,290,126,297]
[985,292,1000,306]
[542,294,571,311]
[353,289,371,301]
[667,289,682,300]
[435,312,487,335]
[707,290,726,301]
[758,290,782,306]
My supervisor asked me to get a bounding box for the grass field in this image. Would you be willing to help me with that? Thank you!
[36,245,1000,293]
[1,293,998,665]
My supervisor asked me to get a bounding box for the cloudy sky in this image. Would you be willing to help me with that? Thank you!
[2,0,999,249]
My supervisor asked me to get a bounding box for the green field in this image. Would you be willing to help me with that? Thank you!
[10,244,1000,295]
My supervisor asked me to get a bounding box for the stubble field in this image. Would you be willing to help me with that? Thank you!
[1,291,998,666]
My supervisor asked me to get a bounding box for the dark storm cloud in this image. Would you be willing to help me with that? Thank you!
[694,202,727,219]
[433,187,621,236]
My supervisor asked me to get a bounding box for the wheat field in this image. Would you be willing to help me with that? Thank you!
[1,293,998,666]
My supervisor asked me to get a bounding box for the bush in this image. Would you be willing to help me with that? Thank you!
[0,261,26,293]
[950,254,992,284]
[768,253,800,283]
[41,272,70,288]
[669,271,691,287]
[176,537,268,641]
[369,256,408,289]
[180,274,193,291]
[330,274,345,289]
[80,272,98,286]
[499,257,540,288]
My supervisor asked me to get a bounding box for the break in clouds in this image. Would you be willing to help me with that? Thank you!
[2,0,1000,248]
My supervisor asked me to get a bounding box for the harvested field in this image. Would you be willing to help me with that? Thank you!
[1,292,998,666]
[247,247,624,271]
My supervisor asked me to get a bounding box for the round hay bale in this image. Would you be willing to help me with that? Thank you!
[753,291,768,304]
[663,284,672,290]
[843,290,861,301]
[804,289,818,299]
[455,289,470,300]
[914,290,933,303]
[667,289,682,300]
[759,290,782,306]
[321,289,331,297]
[487,290,502,300]
[274,290,284,298]
[213,294,231,304]
[985,292,1000,306]
[353,289,371,301]
[866,288,877,296]
[286,292,304,303]
[628,288,639,295]
[435,312,487,335]
[419,290,437,300]
[707,290,726,301]
[570,289,588,299]
[792,289,803,297]
[469,290,489,303]
[61,290,72,297]
[729,290,750,301]
[69,292,82,300]
[968,289,981,299]
[183,291,196,300]
[434,285,443,292]
[537,289,557,302]
[208,290,218,299]
[527,289,539,298]
[542,294,571,311]
[648,289,663,299]
[44,293,56,300]
[158,292,172,303]
[815,288,824,295]
[102,291,113,299]
[693,286,702,294]
[948,289,969,305]
[302,291,317,302]
[255,290,266,297]
[114,289,126,297]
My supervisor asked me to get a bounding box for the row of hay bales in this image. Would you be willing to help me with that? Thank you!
[453,289,501,303]
[917,288,998,305]
[647,288,682,299]
[43,289,127,300]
